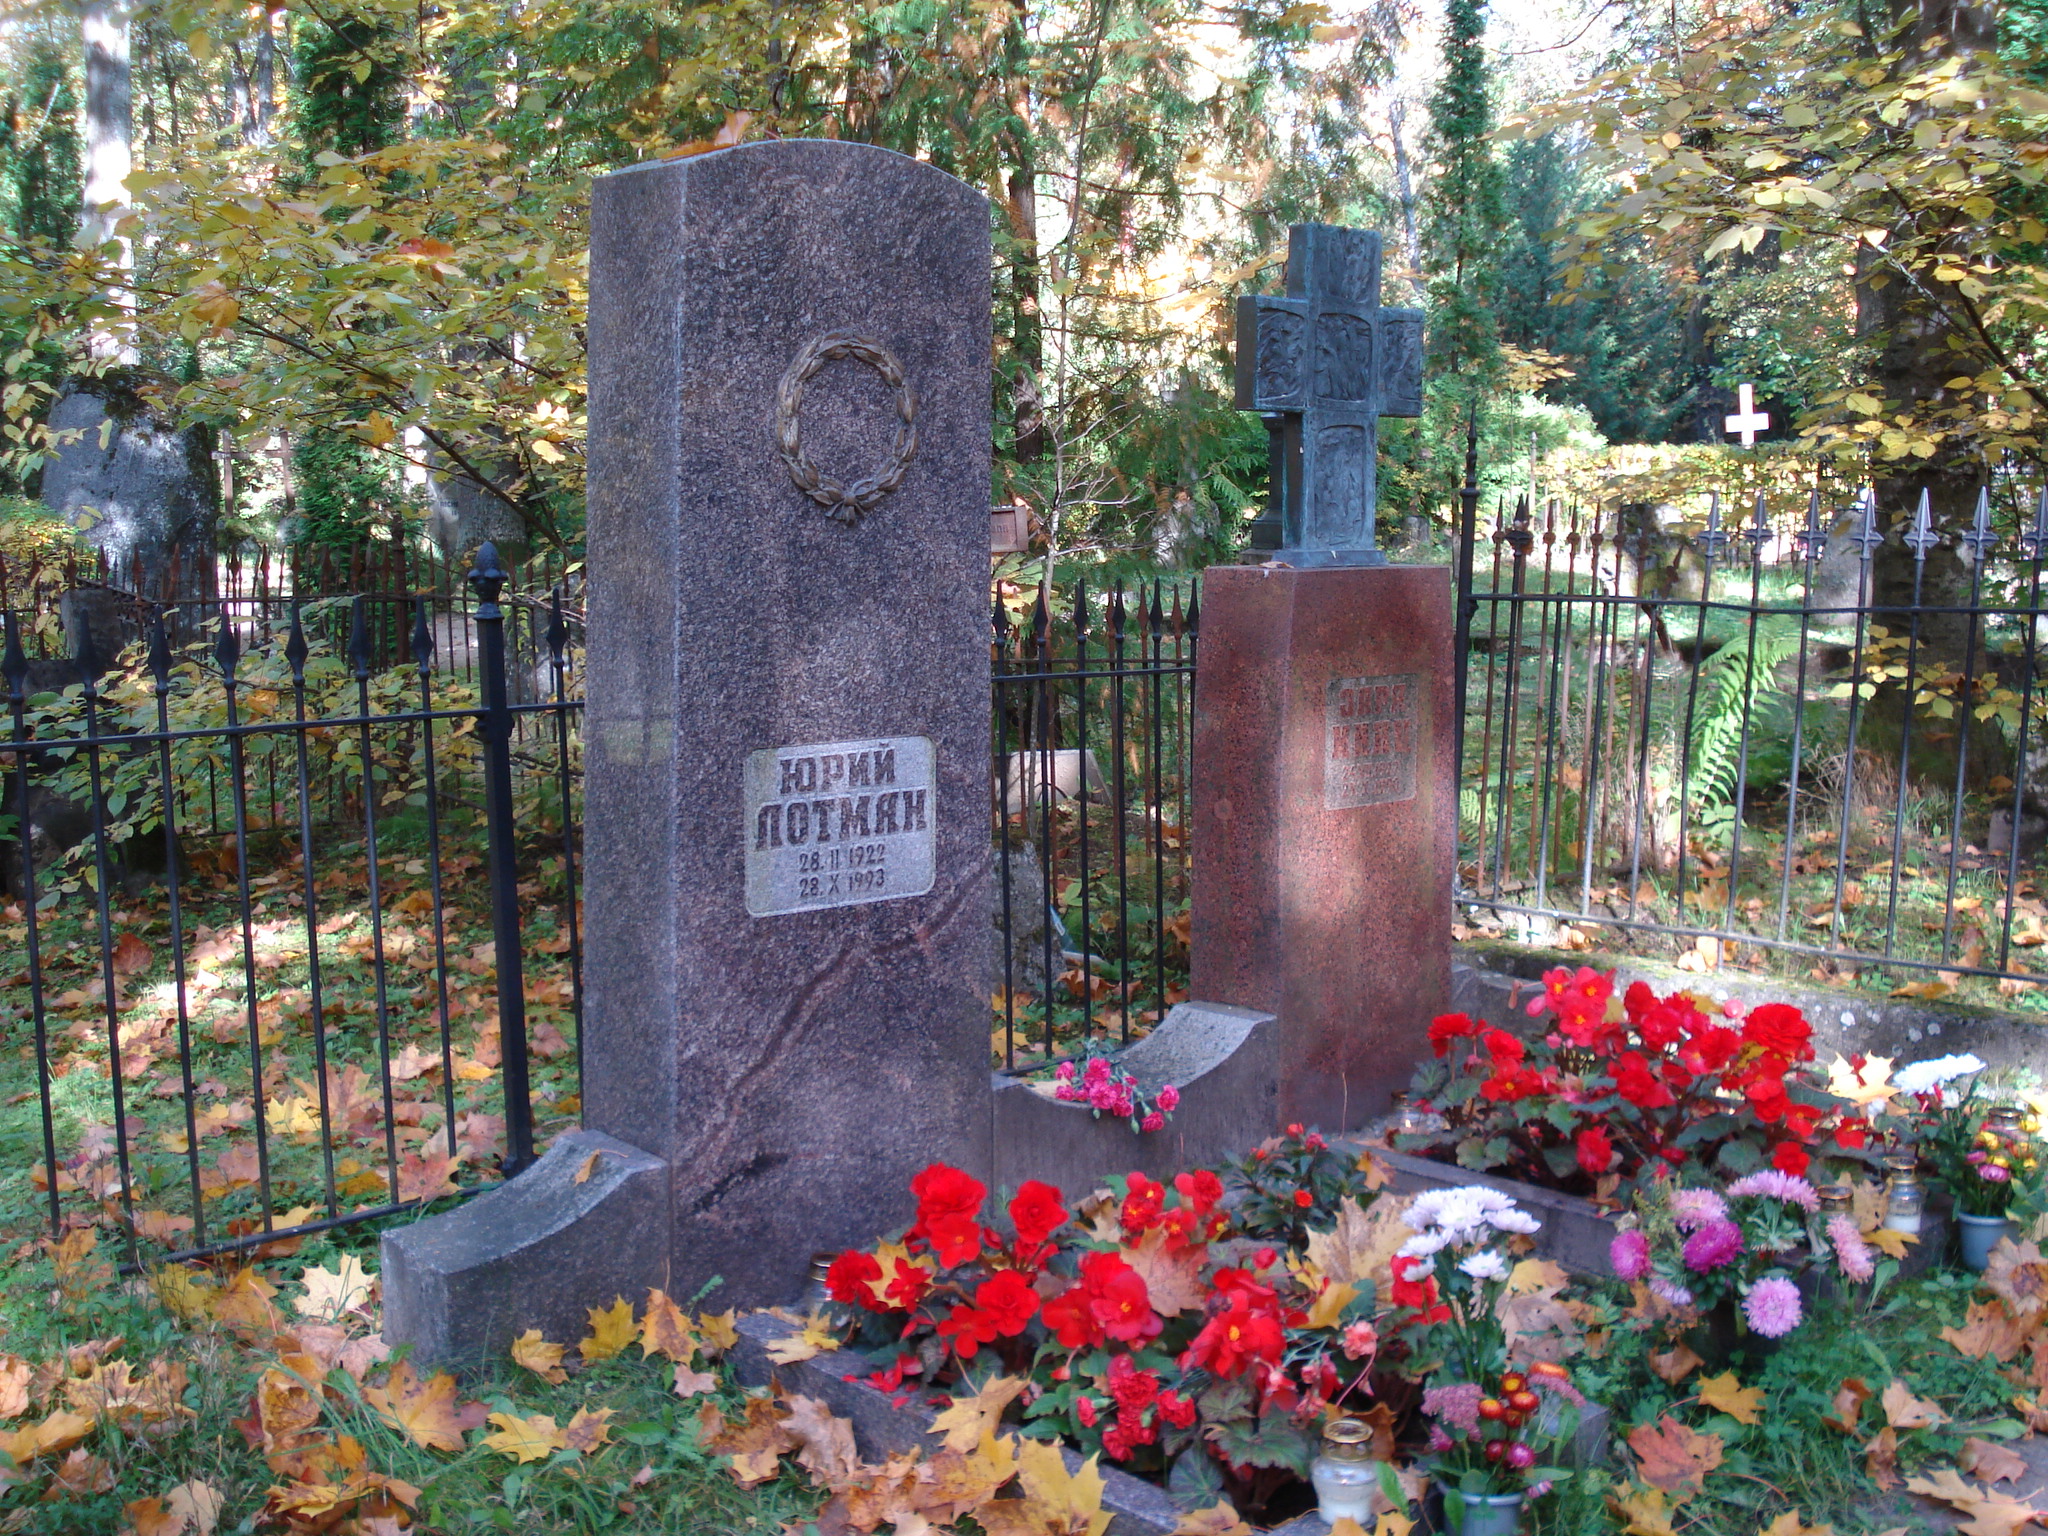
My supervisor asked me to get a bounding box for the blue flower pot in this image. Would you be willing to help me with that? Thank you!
[1957,1212,2014,1271]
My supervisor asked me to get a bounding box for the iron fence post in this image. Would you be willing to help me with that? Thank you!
[469,543,536,1176]
[1451,407,1482,822]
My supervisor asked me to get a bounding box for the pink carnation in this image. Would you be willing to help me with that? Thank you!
[1141,1112,1165,1133]
[1609,1228,1651,1282]
[1157,1085,1180,1112]
[1743,1275,1803,1338]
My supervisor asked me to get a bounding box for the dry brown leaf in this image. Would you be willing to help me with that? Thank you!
[1120,1228,1208,1316]
[1305,1195,1412,1291]
[1759,1514,1840,1536]
[1944,1301,2033,1362]
[1988,1241,2048,1316]
[511,1330,567,1385]
[1628,1415,1724,1495]
[1865,1425,1900,1489]
[1906,1466,2048,1536]
[673,1362,719,1398]
[45,1447,114,1497]
[1961,1437,2032,1486]
[563,1406,615,1454]
[639,1290,697,1364]
[0,1355,31,1421]
[1822,1377,1872,1434]
[780,1396,859,1486]
[572,1151,601,1185]
[1648,1344,1705,1385]
[1881,1379,1948,1430]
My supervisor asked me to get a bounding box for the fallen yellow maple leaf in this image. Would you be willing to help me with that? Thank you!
[510,1329,567,1385]
[483,1410,567,1463]
[639,1290,697,1364]
[563,1406,615,1454]
[976,1437,1113,1536]
[930,1376,1027,1453]
[363,1360,485,1453]
[294,1255,374,1322]
[579,1297,636,1363]
[764,1314,841,1365]
[696,1310,740,1354]
[1698,1371,1765,1426]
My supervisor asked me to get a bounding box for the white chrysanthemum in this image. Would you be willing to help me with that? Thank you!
[1459,1249,1509,1281]
[1892,1053,1987,1097]
[1487,1209,1542,1235]
[1398,1230,1451,1259]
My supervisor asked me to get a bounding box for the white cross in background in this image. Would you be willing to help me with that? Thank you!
[1725,383,1771,447]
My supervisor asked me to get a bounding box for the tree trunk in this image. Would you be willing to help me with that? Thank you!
[1390,99,1420,285]
[79,0,135,362]
[1004,12,1044,469]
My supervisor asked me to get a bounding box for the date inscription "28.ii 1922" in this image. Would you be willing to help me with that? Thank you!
[744,736,937,916]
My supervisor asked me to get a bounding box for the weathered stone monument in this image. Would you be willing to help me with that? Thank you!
[383,140,1282,1365]
[1191,223,1452,1130]
[40,378,218,595]
[383,140,995,1354]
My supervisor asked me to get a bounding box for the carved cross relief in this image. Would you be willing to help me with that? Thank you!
[1235,225,1424,567]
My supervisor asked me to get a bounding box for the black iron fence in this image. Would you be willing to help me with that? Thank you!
[1,545,582,1267]
[1453,480,2048,1011]
[1,551,1199,1260]
[991,579,1198,1069]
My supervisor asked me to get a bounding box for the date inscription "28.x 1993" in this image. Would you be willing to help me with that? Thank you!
[743,736,936,916]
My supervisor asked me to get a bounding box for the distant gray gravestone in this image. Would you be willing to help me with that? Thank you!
[1234,224,1423,566]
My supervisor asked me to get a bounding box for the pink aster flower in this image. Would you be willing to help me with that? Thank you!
[1682,1219,1745,1273]
[1725,1170,1820,1211]
[1609,1228,1651,1281]
[1649,1276,1695,1307]
[1827,1214,1875,1282]
[1744,1275,1803,1338]
[1670,1188,1730,1230]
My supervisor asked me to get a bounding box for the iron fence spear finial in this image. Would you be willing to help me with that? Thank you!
[1849,487,1885,562]
[1960,486,1998,565]
[1904,488,1940,563]
[2025,485,2048,563]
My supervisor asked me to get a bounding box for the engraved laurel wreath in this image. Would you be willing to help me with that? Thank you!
[773,331,919,525]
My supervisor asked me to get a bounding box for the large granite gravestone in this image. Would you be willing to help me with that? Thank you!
[382,140,995,1354]
[383,142,1285,1365]
[1188,223,1451,1129]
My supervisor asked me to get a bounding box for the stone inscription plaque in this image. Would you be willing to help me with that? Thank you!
[1324,674,1419,809]
[745,736,936,916]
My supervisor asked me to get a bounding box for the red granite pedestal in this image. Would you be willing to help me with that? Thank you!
[1189,564,1454,1130]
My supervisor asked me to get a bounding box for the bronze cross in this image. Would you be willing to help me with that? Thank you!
[1235,224,1424,566]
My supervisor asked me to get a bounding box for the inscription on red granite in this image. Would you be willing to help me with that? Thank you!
[1324,673,1418,809]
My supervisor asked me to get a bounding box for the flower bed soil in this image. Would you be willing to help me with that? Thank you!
[730,1311,1335,1536]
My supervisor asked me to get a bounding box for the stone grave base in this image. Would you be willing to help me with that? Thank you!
[383,999,1278,1367]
